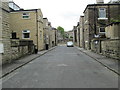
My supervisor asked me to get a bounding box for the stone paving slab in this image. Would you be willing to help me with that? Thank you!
[1,47,56,78]
[76,46,120,75]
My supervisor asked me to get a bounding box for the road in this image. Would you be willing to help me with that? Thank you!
[2,45,118,88]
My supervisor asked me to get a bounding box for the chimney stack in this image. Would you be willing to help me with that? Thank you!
[96,0,104,4]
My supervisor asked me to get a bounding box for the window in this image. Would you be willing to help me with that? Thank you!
[98,8,107,20]
[0,43,4,53]
[22,30,30,39]
[22,13,30,19]
[12,32,17,39]
[9,2,20,10]
[99,27,105,33]
[46,23,48,26]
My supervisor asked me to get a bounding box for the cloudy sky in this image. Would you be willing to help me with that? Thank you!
[13,0,111,31]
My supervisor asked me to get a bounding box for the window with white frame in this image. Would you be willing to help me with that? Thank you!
[99,27,105,33]
[98,8,107,19]
[22,30,30,39]
[22,13,30,19]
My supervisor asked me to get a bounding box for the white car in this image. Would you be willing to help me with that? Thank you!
[67,41,74,47]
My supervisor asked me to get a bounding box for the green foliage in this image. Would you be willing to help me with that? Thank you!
[110,16,120,23]
[111,19,120,22]
[65,35,68,38]
[111,19,120,23]
[70,36,73,38]
[57,26,65,35]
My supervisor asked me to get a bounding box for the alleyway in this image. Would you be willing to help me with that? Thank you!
[2,45,118,88]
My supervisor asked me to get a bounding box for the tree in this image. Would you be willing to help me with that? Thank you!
[70,36,73,38]
[57,26,65,35]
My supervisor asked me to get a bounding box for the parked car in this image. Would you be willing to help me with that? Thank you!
[67,41,74,47]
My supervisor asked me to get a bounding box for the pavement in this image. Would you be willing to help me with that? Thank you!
[76,46,120,76]
[1,46,56,78]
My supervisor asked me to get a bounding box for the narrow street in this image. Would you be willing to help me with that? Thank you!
[2,45,118,88]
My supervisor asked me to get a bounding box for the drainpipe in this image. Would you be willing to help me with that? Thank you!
[94,5,97,35]
[108,4,110,24]
[78,27,80,47]
[36,9,38,51]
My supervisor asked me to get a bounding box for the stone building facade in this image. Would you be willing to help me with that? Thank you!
[10,9,44,51]
[57,30,63,44]
[101,22,120,60]
[79,16,85,48]
[43,18,58,49]
[67,30,73,41]
[73,26,77,45]
[51,28,57,47]
[0,1,35,64]
[0,1,11,64]
[43,18,51,49]
[83,3,120,50]
[105,22,120,39]
[76,22,80,47]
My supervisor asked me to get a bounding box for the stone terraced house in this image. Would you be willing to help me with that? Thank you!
[83,3,120,50]
[10,8,44,51]
[0,0,11,64]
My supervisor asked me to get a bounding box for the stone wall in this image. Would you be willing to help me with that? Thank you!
[0,0,2,64]
[101,39,120,60]
[11,46,28,61]
[91,22,120,60]
[105,22,120,39]
[101,22,120,60]
[91,39,101,53]
[1,1,11,64]
[10,39,35,62]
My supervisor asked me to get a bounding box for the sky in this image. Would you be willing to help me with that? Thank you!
[12,0,111,31]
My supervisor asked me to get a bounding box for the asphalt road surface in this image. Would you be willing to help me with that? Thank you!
[2,45,118,88]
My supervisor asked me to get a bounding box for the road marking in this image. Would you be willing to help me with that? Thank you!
[57,64,68,67]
